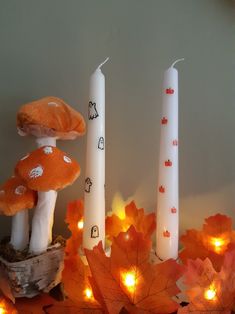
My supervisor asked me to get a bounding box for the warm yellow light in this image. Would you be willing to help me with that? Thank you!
[122,271,137,292]
[210,237,225,253]
[125,273,135,287]
[84,288,93,299]
[204,288,216,300]
[77,219,84,230]
[214,239,223,248]
[0,306,6,314]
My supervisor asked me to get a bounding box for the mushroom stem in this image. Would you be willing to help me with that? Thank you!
[10,209,29,251]
[36,137,56,148]
[29,190,57,254]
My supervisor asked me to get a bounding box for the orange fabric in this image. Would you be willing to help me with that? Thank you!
[17,96,86,139]
[0,176,37,216]
[15,146,80,191]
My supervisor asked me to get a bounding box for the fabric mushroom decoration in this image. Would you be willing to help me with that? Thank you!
[0,176,37,251]
[17,96,86,148]
[15,145,80,255]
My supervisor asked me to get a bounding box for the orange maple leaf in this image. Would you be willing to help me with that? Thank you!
[14,292,104,314]
[85,226,184,314]
[106,201,156,242]
[180,214,235,271]
[62,199,103,311]
[0,295,17,314]
[62,253,102,311]
[178,251,235,314]
[14,293,55,314]
[65,199,84,255]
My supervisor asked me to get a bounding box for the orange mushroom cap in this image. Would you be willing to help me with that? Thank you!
[0,176,37,216]
[17,96,86,139]
[15,146,80,191]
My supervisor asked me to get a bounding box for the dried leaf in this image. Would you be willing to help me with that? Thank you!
[106,201,156,242]
[180,214,235,271]
[65,199,84,255]
[180,250,235,313]
[85,226,184,314]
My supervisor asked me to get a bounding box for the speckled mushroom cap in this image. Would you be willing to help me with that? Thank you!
[17,96,86,139]
[15,146,80,191]
[0,176,37,216]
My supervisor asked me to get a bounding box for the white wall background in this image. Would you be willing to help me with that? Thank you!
[0,0,235,239]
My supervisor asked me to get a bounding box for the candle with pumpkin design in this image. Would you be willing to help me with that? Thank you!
[83,58,109,250]
[156,59,184,260]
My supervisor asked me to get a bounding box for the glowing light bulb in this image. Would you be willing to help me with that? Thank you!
[77,219,84,230]
[122,271,137,292]
[204,288,216,300]
[210,237,225,253]
[214,239,222,248]
[84,288,93,299]
[0,307,5,314]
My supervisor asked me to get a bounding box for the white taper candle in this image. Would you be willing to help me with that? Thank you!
[83,58,109,250]
[156,59,184,260]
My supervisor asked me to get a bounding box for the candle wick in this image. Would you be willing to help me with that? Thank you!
[171,58,185,68]
[97,57,110,70]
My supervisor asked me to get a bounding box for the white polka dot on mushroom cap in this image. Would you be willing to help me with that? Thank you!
[63,156,72,163]
[21,154,29,161]
[43,146,53,154]
[29,165,44,178]
[15,185,27,195]
[0,190,5,196]
[48,102,59,107]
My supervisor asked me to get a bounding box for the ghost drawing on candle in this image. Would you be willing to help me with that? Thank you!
[83,58,109,250]
[156,58,184,261]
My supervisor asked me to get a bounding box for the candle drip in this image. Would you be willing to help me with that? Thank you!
[170,58,185,68]
[97,57,110,70]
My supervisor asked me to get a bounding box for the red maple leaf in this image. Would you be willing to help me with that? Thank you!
[65,199,84,255]
[106,201,156,242]
[85,226,184,314]
[178,250,235,314]
[180,214,235,271]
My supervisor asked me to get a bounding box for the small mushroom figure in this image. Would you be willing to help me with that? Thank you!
[0,176,37,250]
[15,146,80,254]
[17,96,86,147]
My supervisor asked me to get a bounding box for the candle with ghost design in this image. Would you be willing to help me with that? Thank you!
[156,59,184,260]
[83,58,109,250]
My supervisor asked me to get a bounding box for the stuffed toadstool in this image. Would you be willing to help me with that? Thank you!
[15,145,80,254]
[0,176,37,250]
[17,96,86,147]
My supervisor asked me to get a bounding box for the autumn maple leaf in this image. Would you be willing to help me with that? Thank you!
[14,292,104,314]
[85,226,184,314]
[65,199,84,255]
[178,250,235,314]
[180,214,235,271]
[62,253,102,311]
[106,201,156,242]
[0,295,17,314]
